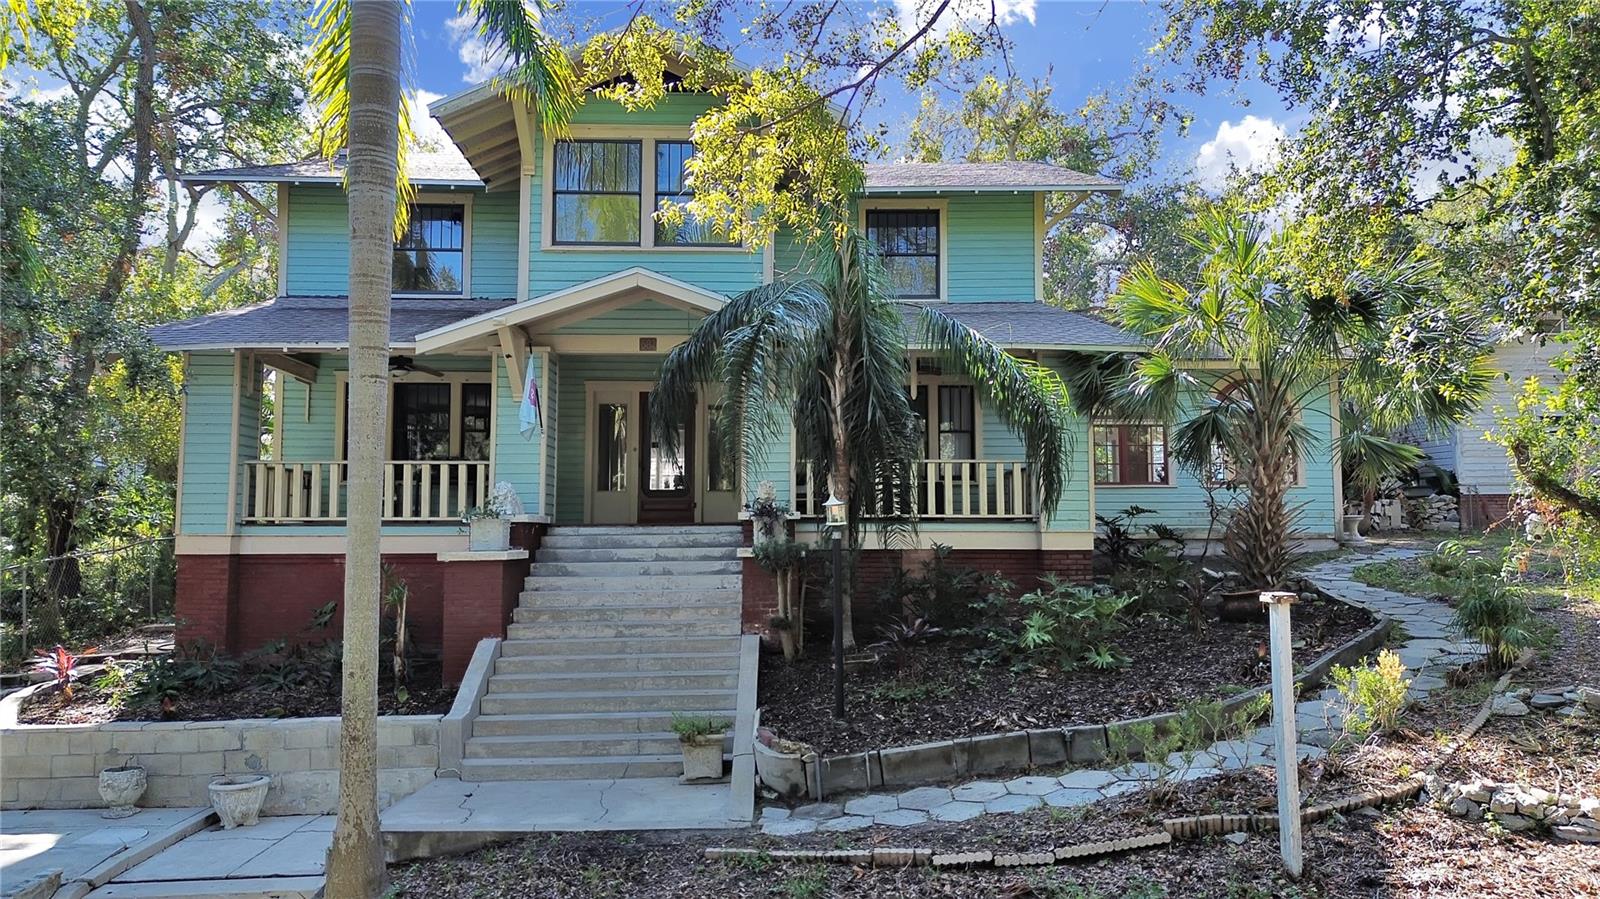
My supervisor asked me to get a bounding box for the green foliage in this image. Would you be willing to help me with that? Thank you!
[751,539,807,575]
[870,543,1001,632]
[1329,650,1411,739]
[1105,696,1268,807]
[1453,581,1540,669]
[968,576,1132,671]
[777,866,828,899]
[669,713,731,742]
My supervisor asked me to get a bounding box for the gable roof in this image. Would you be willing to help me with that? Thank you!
[903,303,1143,351]
[146,296,512,352]
[182,151,485,188]
[863,162,1120,194]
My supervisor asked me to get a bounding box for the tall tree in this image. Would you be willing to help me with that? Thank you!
[652,230,1075,648]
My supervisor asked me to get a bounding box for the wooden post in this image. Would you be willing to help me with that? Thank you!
[1261,590,1302,879]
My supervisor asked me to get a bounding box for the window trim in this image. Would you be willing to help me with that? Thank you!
[393,193,473,298]
[860,198,949,302]
[550,138,645,247]
[906,365,983,460]
[1092,421,1173,488]
[539,125,746,254]
[333,370,494,462]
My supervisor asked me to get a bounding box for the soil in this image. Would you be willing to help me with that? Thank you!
[758,593,1373,754]
[18,668,454,724]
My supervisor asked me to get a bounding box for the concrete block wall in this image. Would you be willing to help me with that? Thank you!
[1,714,440,815]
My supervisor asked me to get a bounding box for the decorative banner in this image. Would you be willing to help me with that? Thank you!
[519,358,542,440]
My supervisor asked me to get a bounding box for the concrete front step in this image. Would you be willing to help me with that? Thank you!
[470,709,734,737]
[485,669,740,694]
[524,574,741,592]
[505,619,739,639]
[497,635,742,657]
[478,688,738,715]
[494,651,743,674]
[516,589,741,609]
[460,753,689,781]
[536,546,737,563]
[529,560,741,577]
[512,603,742,625]
[545,525,742,537]
[539,532,742,549]
[464,732,682,759]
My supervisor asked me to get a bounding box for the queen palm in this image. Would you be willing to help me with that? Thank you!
[651,227,1077,649]
[1089,209,1492,588]
[307,1,575,894]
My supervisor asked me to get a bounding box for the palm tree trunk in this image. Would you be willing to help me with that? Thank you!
[324,1,400,895]
[828,351,857,651]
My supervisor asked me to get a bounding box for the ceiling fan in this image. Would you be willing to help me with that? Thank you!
[388,355,445,378]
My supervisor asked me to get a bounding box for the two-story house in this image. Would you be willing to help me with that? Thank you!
[149,76,1345,705]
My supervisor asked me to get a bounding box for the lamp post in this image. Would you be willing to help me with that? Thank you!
[823,493,847,721]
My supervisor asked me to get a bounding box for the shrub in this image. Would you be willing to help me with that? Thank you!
[670,713,731,742]
[1328,649,1410,738]
[969,576,1133,671]
[1452,581,1539,668]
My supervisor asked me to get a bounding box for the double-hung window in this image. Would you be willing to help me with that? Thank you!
[1093,423,1170,486]
[867,209,941,299]
[552,139,642,245]
[393,203,465,294]
[655,141,734,246]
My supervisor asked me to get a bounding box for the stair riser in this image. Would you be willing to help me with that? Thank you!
[546,526,742,537]
[516,590,740,607]
[525,575,742,592]
[530,561,741,577]
[465,736,682,759]
[471,712,728,737]
[537,547,736,563]
[461,759,687,781]
[506,621,738,639]
[494,654,741,674]
[479,693,736,715]
[513,605,742,625]
[539,534,742,549]
[497,637,741,656]
[487,672,739,694]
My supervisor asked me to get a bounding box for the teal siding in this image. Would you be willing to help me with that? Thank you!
[277,355,345,461]
[543,354,560,517]
[494,351,544,515]
[179,352,242,534]
[553,355,668,525]
[550,300,704,335]
[945,194,1036,302]
[285,185,518,298]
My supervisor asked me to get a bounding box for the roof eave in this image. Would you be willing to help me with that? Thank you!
[179,172,484,188]
[862,183,1123,195]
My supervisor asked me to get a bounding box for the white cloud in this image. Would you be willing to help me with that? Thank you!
[893,0,1036,41]
[408,89,454,152]
[1194,115,1285,192]
[446,13,511,84]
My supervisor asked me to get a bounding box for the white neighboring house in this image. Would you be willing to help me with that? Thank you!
[1409,336,1564,530]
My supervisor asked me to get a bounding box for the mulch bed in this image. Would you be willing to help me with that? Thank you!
[758,593,1373,754]
[18,671,454,724]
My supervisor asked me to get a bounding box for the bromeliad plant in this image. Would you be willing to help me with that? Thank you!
[32,644,96,697]
[1072,210,1494,589]
[651,227,1075,649]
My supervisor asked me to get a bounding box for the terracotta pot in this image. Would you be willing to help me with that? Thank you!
[209,775,270,828]
[99,765,146,819]
[1216,589,1266,623]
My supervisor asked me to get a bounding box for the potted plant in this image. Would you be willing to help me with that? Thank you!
[753,725,815,799]
[209,774,271,828]
[745,481,789,545]
[98,764,146,819]
[463,495,511,551]
[671,713,730,783]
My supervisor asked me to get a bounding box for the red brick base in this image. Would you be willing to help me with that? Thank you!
[1460,493,1513,532]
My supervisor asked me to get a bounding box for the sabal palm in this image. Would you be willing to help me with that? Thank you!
[651,228,1076,648]
[307,2,576,895]
[1094,209,1491,587]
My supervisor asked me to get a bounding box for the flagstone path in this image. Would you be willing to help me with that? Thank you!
[761,545,1480,835]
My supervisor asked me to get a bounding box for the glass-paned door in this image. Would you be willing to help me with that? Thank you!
[590,387,635,524]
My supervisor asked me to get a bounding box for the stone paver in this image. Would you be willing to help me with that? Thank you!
[752,547,1479,838]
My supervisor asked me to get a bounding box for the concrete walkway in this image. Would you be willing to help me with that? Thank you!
[762,546,1479,835]
[89,815,331,898]
[0,807,209,898]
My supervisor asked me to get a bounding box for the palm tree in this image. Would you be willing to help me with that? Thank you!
[307,2,575,894]
[651,228,1076,649]
[1088,209,1492,588]
[1338,404,1426,533]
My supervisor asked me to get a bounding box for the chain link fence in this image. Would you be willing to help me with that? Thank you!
[0,536,175,667]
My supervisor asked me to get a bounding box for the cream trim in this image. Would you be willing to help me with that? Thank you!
[536,350,550,517]
[176,353,190,532]
[544,334,688,355]
[859,198,950,302]
[790,525,1095,552]
[178,533,472,556]
[1328,372,1344,533]
[1034,192,1045,303]
[275,184,288,298]
[224,352,243,536]
[271,370,284,459]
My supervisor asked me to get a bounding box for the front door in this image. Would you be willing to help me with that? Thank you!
[638,391,695,523]
[589,387,635,524]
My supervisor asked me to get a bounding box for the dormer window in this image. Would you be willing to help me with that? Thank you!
[552,139,642,246]
[393,202,467,295]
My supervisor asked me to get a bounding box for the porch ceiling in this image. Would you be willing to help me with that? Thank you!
[413,267,726,354]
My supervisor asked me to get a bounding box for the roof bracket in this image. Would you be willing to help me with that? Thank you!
[258,352,319,385]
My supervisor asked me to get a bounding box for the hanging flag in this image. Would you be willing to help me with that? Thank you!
[519,359,542,440]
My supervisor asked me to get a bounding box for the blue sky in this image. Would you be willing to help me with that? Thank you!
[405,0,1295,190]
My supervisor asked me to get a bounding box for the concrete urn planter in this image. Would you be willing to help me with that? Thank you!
[209,775,271,828]
[98,765,146,819]
[754,737,814,799]
[468,518,512,551]
[680,734,725,783]
[1342,514,1368,543]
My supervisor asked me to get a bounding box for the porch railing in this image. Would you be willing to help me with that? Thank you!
[792,459,1035,520]
[242,460,490,523]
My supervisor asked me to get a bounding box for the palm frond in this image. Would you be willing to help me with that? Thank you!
[1338,406,1424,491]
[460,0,581,134]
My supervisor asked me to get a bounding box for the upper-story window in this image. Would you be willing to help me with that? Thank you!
[867,208,941,299]
[393,203,465,294]
[552,139,642,245]
[655,141,735,246]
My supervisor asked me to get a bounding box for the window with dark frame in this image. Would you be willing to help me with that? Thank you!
[937,385,975,459]
[392,383,452,461]
[706,403,735,492]
[654,141,735,246]
[1093,423,1169,485]
[393,203,465,294]
[867,209,940,299]
[552,139,642,245]
[460,383,491,461]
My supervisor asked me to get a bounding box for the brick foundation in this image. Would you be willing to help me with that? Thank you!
[1460,493,1513,532]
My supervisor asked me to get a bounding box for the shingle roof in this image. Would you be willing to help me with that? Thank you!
[182,152,484,187]
[903,302,1143,350]
[864,162,1120,193]
[146,296,512,351]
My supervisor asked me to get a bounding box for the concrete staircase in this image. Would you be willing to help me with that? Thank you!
[462,525,745,781]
